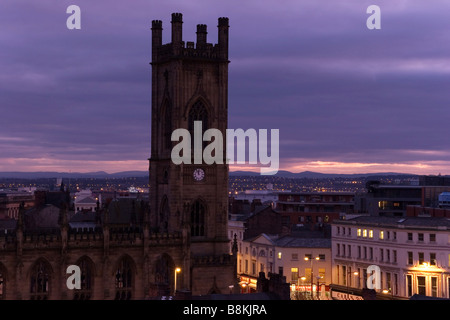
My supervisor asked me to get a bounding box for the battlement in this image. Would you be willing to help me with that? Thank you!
[171,12,183,23]
[152,20,162,29]
[192,253,234,267]
[197,24,207,34]
[218,17,229,27]
[152,13,229,62]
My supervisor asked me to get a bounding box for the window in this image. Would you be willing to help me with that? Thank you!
[278,252,282,260]
[393,250,397,264]
[393,232,397,240]
[418,233,424,242]
[369,230,373,238]
[191,200,206,237]
[318,268,326,284]
[394,273,398,295]
[369,247,373,260]
[417,276,426,296]
[386,273,391,292]
[291,268,299,282]
[362,229,367,238]
[407,275,413,297]
[74,258,92,300]
[387,250,390,263]
[408,233,413,241]
[418,252,424,265]
[305,268,312,283]
[115,258,133,300]
[431,277,438,297]
[430,253,436,266]
[380,230,384,240]
[337,244,340,256]
[357,246,361,259]
[0,272,3,300]
[380,249,384,262]
[291,253,298,260]
[407,252,413,265]
[162,101,172,150]
[252,262,256,275]
[188,100,208,151]
[319,254,326,260]
[357,229,362,237]
[342,266,347,286]
[347,245,351,258]
[30,260,50,300]
[363,269,368,288]
[245,260,248,273]
[430,234,436,243]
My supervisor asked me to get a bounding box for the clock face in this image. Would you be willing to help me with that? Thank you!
[193,168,205,181]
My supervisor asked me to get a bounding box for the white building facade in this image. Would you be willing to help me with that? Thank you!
[331,216,450,300]
[237,233,332,299]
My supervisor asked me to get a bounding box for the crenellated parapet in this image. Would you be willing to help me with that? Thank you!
[151,13,229,63]
[192,253,234,267]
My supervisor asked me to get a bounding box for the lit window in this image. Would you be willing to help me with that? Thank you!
[380,231,384,240]
[363,229,367,238]
[278,252,282,259]
[357,229,362,237]
[291,268,299,282]
[369,230,373,238]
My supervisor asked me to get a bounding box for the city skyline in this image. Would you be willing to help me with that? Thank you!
[2,0,450,175]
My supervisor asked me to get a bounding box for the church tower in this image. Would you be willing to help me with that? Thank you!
[149,13,235,294]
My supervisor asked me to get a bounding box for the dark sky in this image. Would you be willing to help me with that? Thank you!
[1,0,450,174]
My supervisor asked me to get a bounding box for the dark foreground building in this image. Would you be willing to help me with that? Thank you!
[0,13,237,300]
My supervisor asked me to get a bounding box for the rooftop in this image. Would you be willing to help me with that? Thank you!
[333,216,450,229]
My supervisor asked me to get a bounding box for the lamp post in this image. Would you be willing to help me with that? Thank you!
[304,255,320,300]
[174,267,181,296]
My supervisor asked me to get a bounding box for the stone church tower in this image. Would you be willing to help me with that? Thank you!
[149,13,236,295]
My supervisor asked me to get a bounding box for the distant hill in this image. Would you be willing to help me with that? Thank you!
[0,170,420,179]
[0,171,149,179]
[229,170,419,179]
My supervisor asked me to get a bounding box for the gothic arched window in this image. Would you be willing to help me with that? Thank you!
[191,200,205,237]
[115,257,133,300]
[188,100,208,133]
[0,271,4,300]
[163,102,172,150]
[159,196,169,233]
[30,260,50,300]
[74,257,93,300]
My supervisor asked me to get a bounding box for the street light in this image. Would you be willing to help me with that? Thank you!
[304,255,320,299]
[174,267,181,296]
